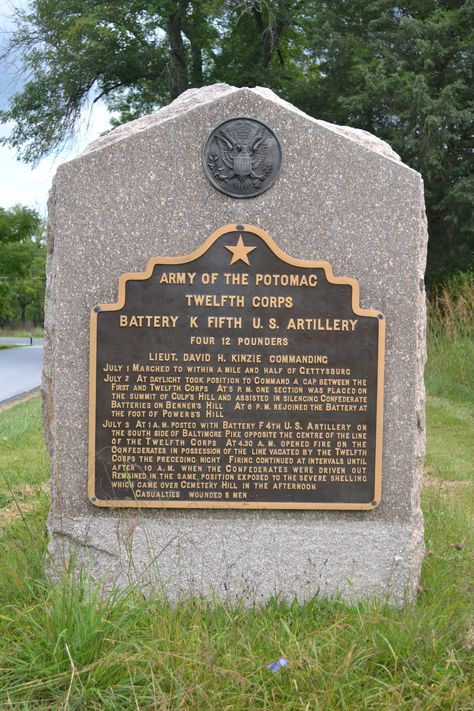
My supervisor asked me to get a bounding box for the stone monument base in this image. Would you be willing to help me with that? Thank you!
[48,512,424,605]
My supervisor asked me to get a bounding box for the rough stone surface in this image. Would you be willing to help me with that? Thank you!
[44,84,427,605]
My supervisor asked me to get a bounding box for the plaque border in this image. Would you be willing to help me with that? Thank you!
[88,224,385,510]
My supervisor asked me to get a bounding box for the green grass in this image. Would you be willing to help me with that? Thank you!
[425,397,474,483]
[0,398,49,510]
[0,345,20,350]
[0,394,472,709]
[425,275,474,405]
[0,503,472,710]
[425,330,474,404]
[0,301,473,709]
[0,327,44,338]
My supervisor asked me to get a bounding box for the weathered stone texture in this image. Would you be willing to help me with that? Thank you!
[44,84,427,604]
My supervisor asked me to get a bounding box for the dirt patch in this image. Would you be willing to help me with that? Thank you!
[463,622,474,652]
[423,475,471,493]
[0,482,49,532]
[15,482,49,497]
[0,502,36,531]
[423,475,473,515]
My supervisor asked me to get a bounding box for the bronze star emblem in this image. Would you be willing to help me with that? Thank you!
[225,235,257,266]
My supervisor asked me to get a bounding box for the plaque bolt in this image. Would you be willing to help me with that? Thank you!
[94,306,101,313]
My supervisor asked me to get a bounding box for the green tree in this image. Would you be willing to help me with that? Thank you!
[1,1,472,284]
[0,1,305,161]
[0,206,46,328]
[294,0,474,284]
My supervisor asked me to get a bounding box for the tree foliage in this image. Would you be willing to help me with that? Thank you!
[296,0,474,283]
[0,206,46,328]
[1,0,472,284]
[0,0,306,161]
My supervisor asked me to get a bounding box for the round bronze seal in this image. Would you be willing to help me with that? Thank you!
[202,117,282,198]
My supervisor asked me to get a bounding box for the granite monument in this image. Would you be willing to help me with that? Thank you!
[44,84,427,604]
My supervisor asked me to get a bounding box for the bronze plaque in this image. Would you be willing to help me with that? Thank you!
[89,224,385,509]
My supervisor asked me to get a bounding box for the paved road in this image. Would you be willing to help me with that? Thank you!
[0,345,43,402]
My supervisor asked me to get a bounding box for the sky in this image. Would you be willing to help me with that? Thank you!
[0,0,112,216]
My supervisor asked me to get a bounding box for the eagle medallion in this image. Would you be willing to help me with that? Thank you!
[202,117,282,198]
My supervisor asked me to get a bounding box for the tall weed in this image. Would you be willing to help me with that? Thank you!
[426,272,474,403]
